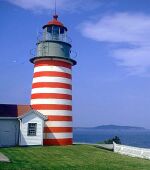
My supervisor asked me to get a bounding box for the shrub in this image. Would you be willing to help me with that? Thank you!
[104,136,121,144]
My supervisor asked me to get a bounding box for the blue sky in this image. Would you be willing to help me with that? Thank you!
[1,0,150,128]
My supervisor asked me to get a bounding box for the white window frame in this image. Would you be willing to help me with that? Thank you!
[27,123,37,136]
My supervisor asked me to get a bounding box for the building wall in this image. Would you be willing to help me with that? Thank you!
[37,41,71,59]
[0,119,19,147]
[19,112,44,146]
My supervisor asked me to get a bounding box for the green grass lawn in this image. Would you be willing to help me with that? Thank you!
[0,145,150,170]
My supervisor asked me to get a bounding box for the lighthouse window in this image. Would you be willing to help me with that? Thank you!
[27,123,37,136]
[53,26,59,34]
[60,28,64,34]
[47,27,52,33]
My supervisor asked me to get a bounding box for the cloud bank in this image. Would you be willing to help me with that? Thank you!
[80,13,150,75]
[7,0,102,12]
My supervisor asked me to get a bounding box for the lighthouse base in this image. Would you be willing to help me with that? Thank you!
[43,138,73,146]
[43,118,73,146]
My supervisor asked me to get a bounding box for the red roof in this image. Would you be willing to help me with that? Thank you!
[0,104,31,117]
[48,15,64,27]
[43,15,67,31]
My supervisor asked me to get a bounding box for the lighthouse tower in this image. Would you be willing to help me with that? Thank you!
[30,15,76,146]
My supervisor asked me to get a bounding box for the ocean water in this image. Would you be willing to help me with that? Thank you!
[73,128,150,148]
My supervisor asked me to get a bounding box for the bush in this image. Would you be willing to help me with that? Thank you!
[104,136,121,144]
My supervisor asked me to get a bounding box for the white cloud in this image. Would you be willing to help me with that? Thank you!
[7,0,102,12]
[80,13,150,75]
[8,0,52,10]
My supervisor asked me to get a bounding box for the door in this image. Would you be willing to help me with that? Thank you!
[0,119,19,147]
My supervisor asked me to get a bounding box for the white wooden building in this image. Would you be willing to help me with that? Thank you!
[0,104,47,147]
[19,110,47,146]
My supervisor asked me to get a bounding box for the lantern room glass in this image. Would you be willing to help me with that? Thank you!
[43,26,67,42]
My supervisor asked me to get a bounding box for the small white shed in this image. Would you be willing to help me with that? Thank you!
[18,110,47,146]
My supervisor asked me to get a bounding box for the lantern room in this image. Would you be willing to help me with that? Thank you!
[30,15,76,65]
[42,15,68,42]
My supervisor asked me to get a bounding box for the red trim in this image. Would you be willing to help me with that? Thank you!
[47,115,72,121]
[32,82,72,89]
[31,93,72,100]
[31,104,72,110]
[35,60,71,69]
[44,127,72,133]
[43,138,72,145]
[33,71,71,79]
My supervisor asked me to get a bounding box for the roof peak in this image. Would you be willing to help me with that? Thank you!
[53,14,58,20]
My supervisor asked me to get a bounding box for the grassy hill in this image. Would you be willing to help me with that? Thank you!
[0,145,150,170]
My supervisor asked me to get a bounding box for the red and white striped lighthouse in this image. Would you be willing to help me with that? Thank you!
[30,15,76,145]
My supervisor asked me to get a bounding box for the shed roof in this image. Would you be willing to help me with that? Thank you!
[0,104,31,117]
[18,110,47,120]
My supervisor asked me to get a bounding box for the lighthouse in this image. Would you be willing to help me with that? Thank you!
[30,15,76,146]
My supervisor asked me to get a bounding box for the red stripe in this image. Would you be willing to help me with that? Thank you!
[44,127,72,133]
[47,116,72,121]
[31,104,72,110]
[35,60,71,69]
[31,93,72,100]
[33,71,72,79]
[43,138,72,145]
[32,82,72,89]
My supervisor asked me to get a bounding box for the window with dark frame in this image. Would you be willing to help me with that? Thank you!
[27,123,37,136]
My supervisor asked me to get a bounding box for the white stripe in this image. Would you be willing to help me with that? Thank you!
[32,77,71,84]
[43,133,72,139]
[31,88,72,95]
[45,121,72,127]
[31,99,72,105]
[36,110,72,116]
[34,66,71,74]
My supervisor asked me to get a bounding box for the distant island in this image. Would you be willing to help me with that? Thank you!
[74,125,146,130]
